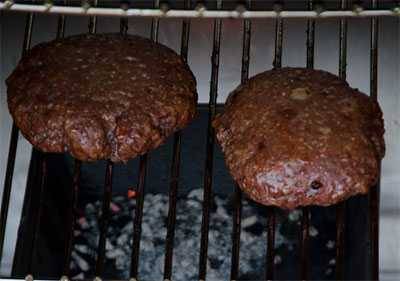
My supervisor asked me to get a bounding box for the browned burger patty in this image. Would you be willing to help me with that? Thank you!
[7,34,197,162]
[213,68,384,209]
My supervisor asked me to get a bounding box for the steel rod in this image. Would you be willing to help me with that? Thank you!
[0,3,399,18]
[56,7,77,276]
[56,12,66,38]
[0,12,34,266]
[62,160,81,277]
[264,7,284,280]
[88,0,98,34]
[28,154,47,275]
[94,161,114,277]
[268,8,284,278]
[229,7,251,280]
[129,154,148,279]
[369,1,380,280]
[120,18,128,36]
[230,186,242,281]
[300,2,315,279]
[338,0,348,80]
[300,207,310,281]
[129,6,159,277]
[369,183,380,281]
[119,1,129,36]
[240,15,251,84]
[84,4,112,277]
[163,1,191,279]
[150,0,160,42]
[335,203,346,280]
[335,1,348,280]
[180,8,190,64]
[163,132,181,281]
[306,0,315,69]
[273,18,283,68]
[198,1,222,279]
[265,207,276,281]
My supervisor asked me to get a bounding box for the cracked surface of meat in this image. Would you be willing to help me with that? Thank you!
[213,68,385,209]
[7,33,197,162]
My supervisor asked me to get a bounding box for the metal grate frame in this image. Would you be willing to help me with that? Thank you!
[0,0,385,280]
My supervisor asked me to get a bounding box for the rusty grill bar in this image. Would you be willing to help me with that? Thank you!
[0,0,385,280]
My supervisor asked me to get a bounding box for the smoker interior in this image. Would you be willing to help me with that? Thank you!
[0,1,386,280]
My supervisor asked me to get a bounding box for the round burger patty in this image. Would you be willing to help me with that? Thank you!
[213,68,385,209]
[7,34,197,162]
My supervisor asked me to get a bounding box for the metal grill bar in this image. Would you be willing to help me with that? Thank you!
[94,161,114,277]
[265,208,276,280]
[56,2,66,38]
[120,18,128,36]
[240,13,251,84]
[163,133,182,280]
[369,1,380,279]
[129,8,159,278]
[55,10,78,277]
[335,1,348,279]
[273,17,283,68]
[198,1,222,279]
[0,12,34,267]
[306,0,315,69]
[28,154,47,275]
[84,9,115,277]
[179,6,190,62]
[335,203,346,279]
[338,0,348,80]
[369,186,380,281]
[300,2,315,279]
[62,160,81,277]
[230,7,251,279]
[150,0,160,42]
[300,207,310,280]
[1,3,399,18]
[230,186,242,281]
[163,1,191,279]
[370,1,379,102]
[129,154,148,279]
[264,8,284,280]
[119,1,128,36]
[88,0,98,34]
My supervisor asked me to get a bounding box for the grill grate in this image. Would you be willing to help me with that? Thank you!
[0,0,385,280]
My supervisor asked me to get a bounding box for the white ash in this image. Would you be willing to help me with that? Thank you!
[288,209,302,221]
[326,240,335,249]
[309,225,319,237]
[71,188,296,280]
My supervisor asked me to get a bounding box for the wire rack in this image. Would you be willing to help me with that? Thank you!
[0,0,388,280]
